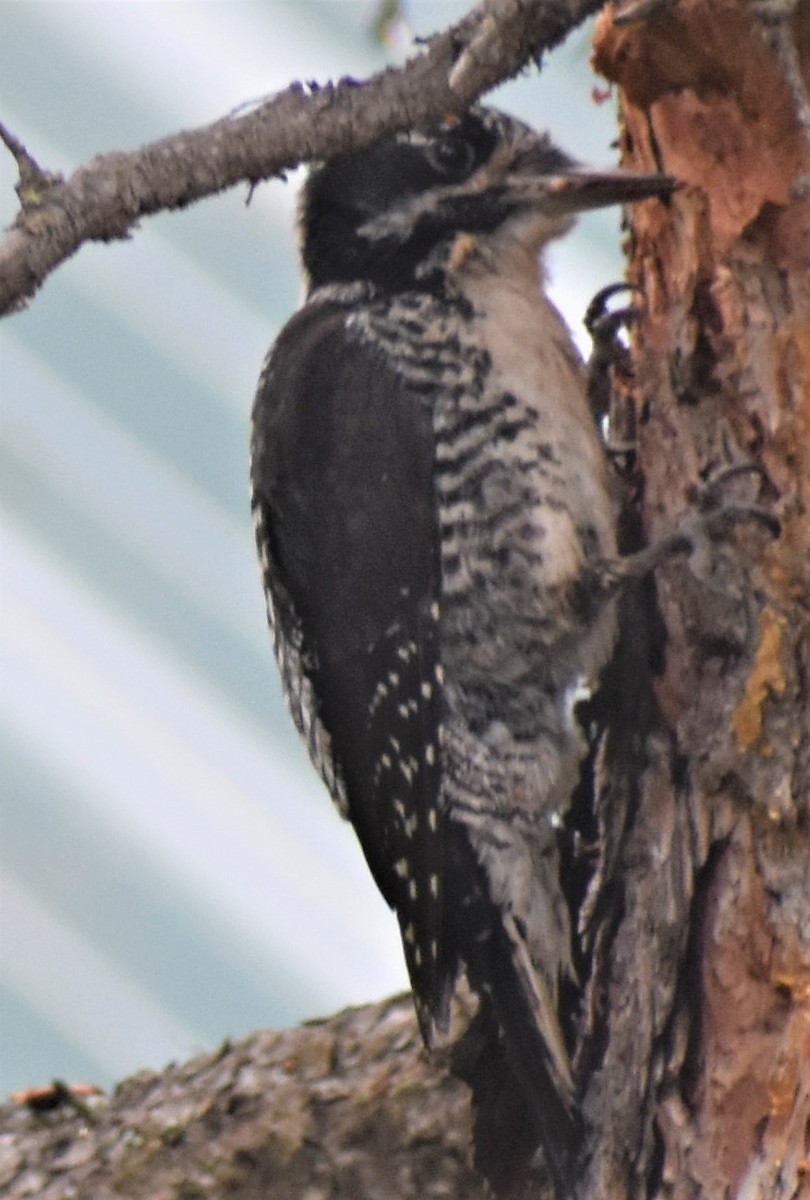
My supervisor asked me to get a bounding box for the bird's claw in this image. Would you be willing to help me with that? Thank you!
[686,463,781,539]
[584,282,643,340]
[585,283,645,462]
[595,462,780,593]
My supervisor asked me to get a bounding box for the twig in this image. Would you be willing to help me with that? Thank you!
[0,120,64,208]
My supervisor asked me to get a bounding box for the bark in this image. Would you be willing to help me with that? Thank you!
[584,1,810,1196]
[1,2,808,1198]
[0,995,488,1200]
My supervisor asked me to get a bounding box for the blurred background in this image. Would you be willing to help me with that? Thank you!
[0,1,627,1097]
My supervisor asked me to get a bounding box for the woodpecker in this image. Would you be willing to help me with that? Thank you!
[250,107,674,1194]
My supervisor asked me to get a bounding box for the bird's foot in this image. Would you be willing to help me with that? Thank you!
[591,463,780,596]
[619,463,779,584]
[584,282,644,467]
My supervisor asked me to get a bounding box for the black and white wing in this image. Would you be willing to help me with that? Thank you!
[250,295,451,1037]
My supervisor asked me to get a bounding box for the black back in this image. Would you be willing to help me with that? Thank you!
[251,296,451,1030]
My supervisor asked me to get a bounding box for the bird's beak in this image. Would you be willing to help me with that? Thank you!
[508,164,679,216]
[498,124,679,215]
[541,166,680,213]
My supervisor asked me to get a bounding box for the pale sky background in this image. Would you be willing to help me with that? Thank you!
[0,0,627,1097]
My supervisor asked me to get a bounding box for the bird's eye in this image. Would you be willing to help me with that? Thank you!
[424,135,476,179]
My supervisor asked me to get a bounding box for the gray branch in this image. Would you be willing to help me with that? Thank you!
[0,996,490,1200]
[0,0,603,317]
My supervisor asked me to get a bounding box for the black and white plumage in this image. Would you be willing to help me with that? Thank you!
[250,107,674,1194]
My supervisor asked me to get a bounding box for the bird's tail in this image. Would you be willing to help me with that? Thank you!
[448,831,581,1196]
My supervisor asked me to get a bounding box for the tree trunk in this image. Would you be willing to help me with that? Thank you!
[585,1,810,1196]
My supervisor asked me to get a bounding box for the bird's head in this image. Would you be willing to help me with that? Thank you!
[299,106,676,293]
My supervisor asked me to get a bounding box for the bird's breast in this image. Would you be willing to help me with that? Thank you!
[346,273,618,741]
[428,256,618,751]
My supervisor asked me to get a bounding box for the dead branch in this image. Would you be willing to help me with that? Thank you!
[0,0,603,317]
